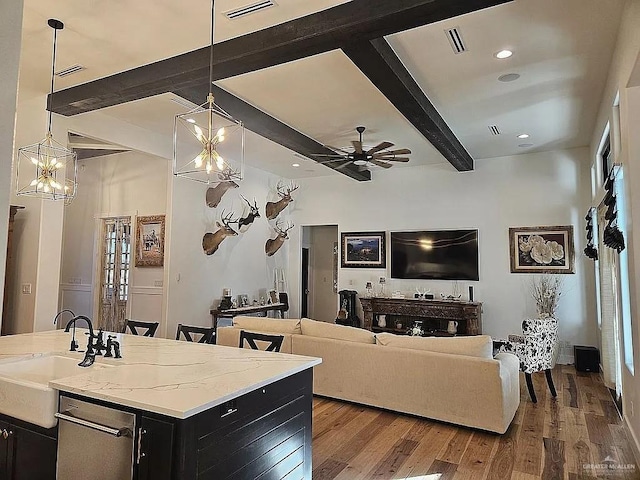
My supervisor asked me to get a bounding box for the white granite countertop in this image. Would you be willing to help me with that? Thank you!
[0,330,321,419]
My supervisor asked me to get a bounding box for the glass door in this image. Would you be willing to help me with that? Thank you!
[99,217,131,332]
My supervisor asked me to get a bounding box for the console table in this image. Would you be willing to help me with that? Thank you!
[210,303,288,342]
[359,297,482,336]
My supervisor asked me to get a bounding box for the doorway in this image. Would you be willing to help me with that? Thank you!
[98,217,131,332]
[301,225,338,322]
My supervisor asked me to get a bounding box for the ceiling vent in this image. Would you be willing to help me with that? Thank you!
[55,64,85,77]
[488,125,501,136]
[445,27,467,54]
[224,0,276,20]
[170,96,199,110]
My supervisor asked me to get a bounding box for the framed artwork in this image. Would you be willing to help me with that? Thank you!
[135,215,165,267]
[341,231,386,268]
[268,290,278,304]
[509,225,575,274]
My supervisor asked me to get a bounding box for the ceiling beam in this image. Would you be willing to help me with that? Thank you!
[174,85,371,182]
[343,38,474,171]
[49,0,511,116]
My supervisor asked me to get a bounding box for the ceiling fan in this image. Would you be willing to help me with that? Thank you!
[315,126,411,170]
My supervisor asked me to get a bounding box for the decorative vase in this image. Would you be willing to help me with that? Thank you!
[377,315,387,328]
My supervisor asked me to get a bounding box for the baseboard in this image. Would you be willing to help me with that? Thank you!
[624,416,640,467]
[557,354,574,365]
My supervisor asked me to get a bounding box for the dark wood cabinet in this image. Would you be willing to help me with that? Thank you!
[0,417,57,480]
[137,416,174,480]
[1,206,24,336]
[360,297,482,335]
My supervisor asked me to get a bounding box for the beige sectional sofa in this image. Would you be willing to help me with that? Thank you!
[217,316,520,434]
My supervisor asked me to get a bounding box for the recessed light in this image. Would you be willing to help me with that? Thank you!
[519,143,534,148]
[517,134,530,139]
[292,163,300,167]
[495,50,513,59]
[186,118,196,124]
[498,73,520,82]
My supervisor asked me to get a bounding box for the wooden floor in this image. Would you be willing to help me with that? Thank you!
[311,365,640,479]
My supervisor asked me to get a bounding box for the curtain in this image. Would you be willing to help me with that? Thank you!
[597,204,622,394]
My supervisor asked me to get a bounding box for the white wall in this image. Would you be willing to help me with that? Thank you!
[309,225,338,322]
[288,148,596,360]
[589,0,640,458]
[0,0,23,329]
[59,151,169,326]
[164,165,290,339]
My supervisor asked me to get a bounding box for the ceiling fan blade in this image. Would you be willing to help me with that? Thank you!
[335,161,354,170]
[317,158,348,164]
[373,148,411,156]
[352,140,363,154]
[313,154,348,158]
[369,159,393,169]
[373,156,410,162]
[366,142,394,155]
[325,145,351,154]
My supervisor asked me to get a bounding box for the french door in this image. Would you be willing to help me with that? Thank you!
[98,217,131,332]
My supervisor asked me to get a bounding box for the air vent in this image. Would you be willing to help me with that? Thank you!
[224,0,276,20]
[445,27,467,54]
[488,125,501,136]
[170,96,199,110]
[55,64,85,77]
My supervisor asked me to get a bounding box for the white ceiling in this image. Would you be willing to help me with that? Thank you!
[17,0,625,179]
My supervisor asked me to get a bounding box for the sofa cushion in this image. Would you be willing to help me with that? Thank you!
[301,318,375,344]
[232,316,301,335]
[376,333,493,359]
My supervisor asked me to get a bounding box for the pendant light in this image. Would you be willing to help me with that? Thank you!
[16,19,77,202]
[172,0,245,184]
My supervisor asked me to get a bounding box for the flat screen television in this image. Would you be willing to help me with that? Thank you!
[390,229,479,280]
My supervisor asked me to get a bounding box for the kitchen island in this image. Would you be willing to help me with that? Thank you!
[0,330,321,479]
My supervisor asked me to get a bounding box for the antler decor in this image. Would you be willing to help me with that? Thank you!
[205,169,241,208]
[265,219,294,256]
[265,180,299,220]
[202,210,239,255]
[238,194,260,232]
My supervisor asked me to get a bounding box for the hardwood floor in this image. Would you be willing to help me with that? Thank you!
[311,365,640,479]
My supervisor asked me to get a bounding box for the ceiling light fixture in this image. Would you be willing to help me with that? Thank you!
[173,0,244,184]
[292,163,300,167]
[495,49,513,59]
[517,134,530,139]
[15,19,77,202]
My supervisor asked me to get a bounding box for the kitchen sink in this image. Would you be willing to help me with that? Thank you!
[0,355,111,428]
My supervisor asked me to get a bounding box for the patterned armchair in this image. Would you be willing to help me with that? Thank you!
[497,317,559,403]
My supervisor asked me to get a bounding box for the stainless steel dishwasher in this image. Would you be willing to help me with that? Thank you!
[55,395,136,479]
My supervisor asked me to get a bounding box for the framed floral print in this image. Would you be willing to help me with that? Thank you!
[509,225,575,274]
[135,215,165,267]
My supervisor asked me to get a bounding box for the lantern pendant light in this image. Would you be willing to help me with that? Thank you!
[16,19,77,202]
[172,0,244,184]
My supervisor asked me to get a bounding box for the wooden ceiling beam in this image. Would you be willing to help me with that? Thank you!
[174,85,371,181]
[49,0,511,116]
[343,38,474,171]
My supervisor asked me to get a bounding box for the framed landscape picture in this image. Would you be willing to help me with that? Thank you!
[341,231,386,268]
[509,225,575,274]
[135,215,165,267]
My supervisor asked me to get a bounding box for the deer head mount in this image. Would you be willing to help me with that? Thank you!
[265,219,294,257]
[205,169,241,208]
[202,210,239,256]
[237,195,260,232]
[265,181,299,220]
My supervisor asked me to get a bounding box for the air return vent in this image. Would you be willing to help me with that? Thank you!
[445,27,467,54]
[488,125,501,136]
[170,96,199,110]
[224,0,276,20]
[55,64,85,77]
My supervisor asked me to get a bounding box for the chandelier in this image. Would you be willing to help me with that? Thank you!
[172,0,244,184]
[16,19,77,202]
